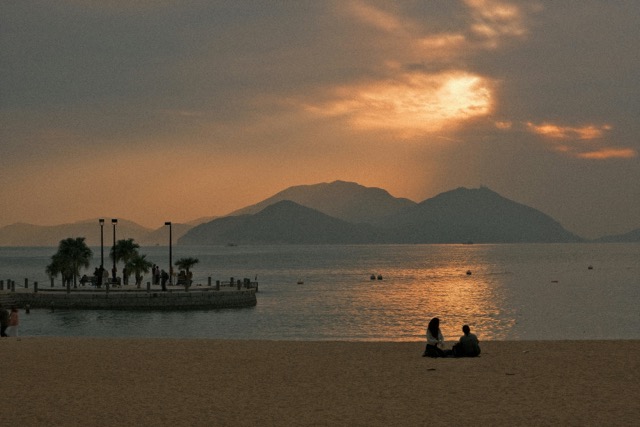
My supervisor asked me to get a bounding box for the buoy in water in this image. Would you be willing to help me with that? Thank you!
[370,274,376,280]
[587,265,593,270]
[466,270,472,275]
[377,275,383,280]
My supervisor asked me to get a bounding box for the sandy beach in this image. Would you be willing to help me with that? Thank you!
[1,338,638,426]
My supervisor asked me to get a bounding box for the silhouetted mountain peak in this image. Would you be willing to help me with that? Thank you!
[227,180,415,224]
[384,186,582,243]
[180,199,378,244]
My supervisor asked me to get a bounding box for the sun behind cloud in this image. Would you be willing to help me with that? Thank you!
[304,71,493,137]
[298,0,535,139]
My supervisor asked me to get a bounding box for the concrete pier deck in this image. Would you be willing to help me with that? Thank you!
[0,282,257,310]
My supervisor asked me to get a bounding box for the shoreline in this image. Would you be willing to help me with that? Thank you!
[2,338,638,426]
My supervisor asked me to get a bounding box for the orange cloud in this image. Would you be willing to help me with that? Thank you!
[526,122,612,140]
[464,0,534,48]
[522,121,637,159]
[577,149,637,160]
[494,120,512,129]
[342,0,536,61]
[304,71,493,136]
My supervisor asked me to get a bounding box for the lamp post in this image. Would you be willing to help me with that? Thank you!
[165,222,172,285]
[111,219,118,281]
[99,218,104,268]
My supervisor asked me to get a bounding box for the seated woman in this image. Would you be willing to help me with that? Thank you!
[422,317,448,358]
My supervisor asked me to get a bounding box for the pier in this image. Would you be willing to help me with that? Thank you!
[0,278,258,310]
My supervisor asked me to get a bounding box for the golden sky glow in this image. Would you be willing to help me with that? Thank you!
[1,0,639,238]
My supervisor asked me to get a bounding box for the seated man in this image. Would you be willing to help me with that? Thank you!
[452,325,481,357]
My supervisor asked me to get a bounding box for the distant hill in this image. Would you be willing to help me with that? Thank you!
[0,219,153,247]
[593,228,640,243]
[179,200,385,245]
[380,187,583,243]
[227,180,416,224]
[185,216,219,226]
[137,223,194,246]
[0,219,195,247]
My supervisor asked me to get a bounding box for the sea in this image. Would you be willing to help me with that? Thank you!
[0,244,638,341]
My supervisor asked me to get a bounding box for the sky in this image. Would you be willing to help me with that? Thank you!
[1,0,639,239]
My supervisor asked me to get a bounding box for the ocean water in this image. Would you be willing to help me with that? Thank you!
[1,244,638,341]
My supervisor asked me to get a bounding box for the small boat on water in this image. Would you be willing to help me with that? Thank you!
[297,280,304,285]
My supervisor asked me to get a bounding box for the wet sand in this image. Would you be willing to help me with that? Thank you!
[2,338,638,426]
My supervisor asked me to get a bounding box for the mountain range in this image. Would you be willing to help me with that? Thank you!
[1,181,638,246]
[180,185,583,245]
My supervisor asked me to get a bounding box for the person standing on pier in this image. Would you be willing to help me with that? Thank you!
[0,305,9,337]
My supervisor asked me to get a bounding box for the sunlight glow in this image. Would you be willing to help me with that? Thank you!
[305,72,493,136]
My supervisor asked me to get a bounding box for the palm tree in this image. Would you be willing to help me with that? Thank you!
[110,238,140,284]
[46,253,73,287]
[46,237,93,289]
[126,253,153,288]
[175,257,199,285]
[175,257,199,274]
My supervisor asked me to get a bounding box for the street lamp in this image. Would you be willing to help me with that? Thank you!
[111,219,118,281]
[99,218,104,267]
[165,221,172,285]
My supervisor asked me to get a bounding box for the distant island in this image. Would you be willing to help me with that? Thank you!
[1,181,638,246]
[179,185,583,245]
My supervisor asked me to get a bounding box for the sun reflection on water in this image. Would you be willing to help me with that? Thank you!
[345,245,517,341]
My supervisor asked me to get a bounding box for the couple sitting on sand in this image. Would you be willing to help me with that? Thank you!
[422,317,481,358]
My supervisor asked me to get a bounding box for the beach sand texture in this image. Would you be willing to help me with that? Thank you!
[2,338,638,426]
